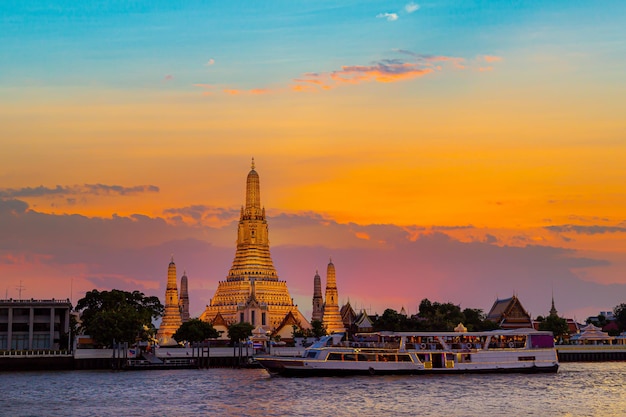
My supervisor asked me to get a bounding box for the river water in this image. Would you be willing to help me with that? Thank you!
[1,362,625,416]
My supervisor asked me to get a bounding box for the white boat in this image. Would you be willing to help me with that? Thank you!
[255,329,559,377]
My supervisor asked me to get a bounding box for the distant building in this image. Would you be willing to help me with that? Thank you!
[340,301,357,330]
[486,295,533,329]
[0,298,71,350]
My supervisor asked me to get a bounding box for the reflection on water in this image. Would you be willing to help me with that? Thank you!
[2,362,625,417]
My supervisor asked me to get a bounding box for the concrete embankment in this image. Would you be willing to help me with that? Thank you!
[1,346,304,371]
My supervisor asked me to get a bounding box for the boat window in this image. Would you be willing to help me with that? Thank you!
[416,354,429,363]
[327,353,342,361]
[358,354,375,362]
[397,354,412,362]
[518,356,536,361]
[306,351,318,359]
[343,354,357,361]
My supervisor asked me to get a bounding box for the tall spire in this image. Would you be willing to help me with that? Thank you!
[312,270,323,322]
[179,270,190,323]
[228,159,277,281]
[549,292,558,317]
[157,257,183,345]
[245,157,260,211]
[322,258,345,334]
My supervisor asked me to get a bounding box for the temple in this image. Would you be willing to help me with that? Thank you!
[200,159,310,333]
[156,257,183,345]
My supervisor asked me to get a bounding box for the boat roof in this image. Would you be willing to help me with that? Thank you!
[355,329,553,338]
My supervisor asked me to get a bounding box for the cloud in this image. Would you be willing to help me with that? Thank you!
[163,205,239,227]
[163,74,174,81]
[482,55,503,63]
[205,58,215,66]
[405,2,420,13]
[431,225,475,231]
[0,199,29,214]
[545,224,626,235]
[1,205,625,319]
[291,52,464,92]
[0,184,159,199]
[377,12,398,22]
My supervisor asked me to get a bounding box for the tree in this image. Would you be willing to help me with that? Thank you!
[76,289,163,347]
[538,315,570,339]
[310,319,327,338]
[173,318,220,343]
[227,322,254,344]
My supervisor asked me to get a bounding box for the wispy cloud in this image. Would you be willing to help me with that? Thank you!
[545,224,626,235]
[405,2,420,13]
[163,74,174,81]
[378,2,420,21]
[292,52,464,91]
[205,58,215,66]
[0,184,160,199]
[483,55,502,63]
[197,50,497,96]
[377,12,398,22]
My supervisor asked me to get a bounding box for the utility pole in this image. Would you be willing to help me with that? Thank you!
[16,281,25,300]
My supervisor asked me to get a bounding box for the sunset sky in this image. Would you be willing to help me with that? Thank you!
[2,1,625,322]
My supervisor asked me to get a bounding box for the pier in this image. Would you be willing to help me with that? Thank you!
[556,345,626,362]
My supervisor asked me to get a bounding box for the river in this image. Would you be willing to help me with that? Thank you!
[1,362,624,416]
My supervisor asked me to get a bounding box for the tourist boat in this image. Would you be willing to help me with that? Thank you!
[255,329,559,377]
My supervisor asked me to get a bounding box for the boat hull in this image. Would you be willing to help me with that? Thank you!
[256,357,559,377]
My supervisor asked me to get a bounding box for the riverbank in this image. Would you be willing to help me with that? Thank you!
[2,345,625,371]
[0,346,304,371]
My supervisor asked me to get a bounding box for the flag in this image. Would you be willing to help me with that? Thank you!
[128,349,136,358]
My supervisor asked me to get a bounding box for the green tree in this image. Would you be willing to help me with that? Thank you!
[538,315,570,339]
[173,318,220,343]
[227,322,254,344]
[462,308,499,331]
[310,319,327,338]
[76,289,163,347]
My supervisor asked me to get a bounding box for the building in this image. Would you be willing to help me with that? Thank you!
[0,298,71,350]
[156,257,183,345]
[321,259,346,334]
[486,295,533,329]
[179,271,190,323]
[200,159,310,334]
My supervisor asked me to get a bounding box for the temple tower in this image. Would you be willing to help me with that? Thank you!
[200,159,310,332]
[179,271,190,323]
[322,259,345,334]
[312,270,323,322]
[156,257,183,345]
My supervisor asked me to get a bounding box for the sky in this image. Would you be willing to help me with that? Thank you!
[1,1,626,322]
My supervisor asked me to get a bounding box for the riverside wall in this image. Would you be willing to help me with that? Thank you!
[0,347,285,371]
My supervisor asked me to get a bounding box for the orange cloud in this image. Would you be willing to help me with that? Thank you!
[483,55,503,63]
[249,88,271,95]
[291,53,465,92]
